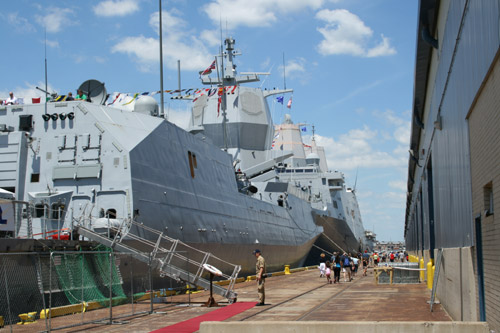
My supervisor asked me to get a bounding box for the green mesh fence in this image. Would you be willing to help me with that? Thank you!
[52,246,127,306]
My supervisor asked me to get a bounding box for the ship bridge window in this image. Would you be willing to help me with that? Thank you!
[31,173,40,183]
[34,203,46,218]
[51,203,65,220]
[305,169,313,173]
[106,209,117,218]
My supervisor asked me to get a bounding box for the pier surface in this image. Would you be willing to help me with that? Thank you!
[9,267,482,332]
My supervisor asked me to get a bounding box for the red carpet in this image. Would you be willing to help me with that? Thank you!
[151,302,257,333]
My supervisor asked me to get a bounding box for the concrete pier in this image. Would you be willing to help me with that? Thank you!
[10,266,490,332]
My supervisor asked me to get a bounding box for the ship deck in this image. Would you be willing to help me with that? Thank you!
[5,266,468,332]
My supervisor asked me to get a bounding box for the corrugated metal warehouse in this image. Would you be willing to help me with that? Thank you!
[406,0,500,330]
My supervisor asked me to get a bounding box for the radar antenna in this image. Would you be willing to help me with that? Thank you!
[353,167,359,193]
[77,79,107,105]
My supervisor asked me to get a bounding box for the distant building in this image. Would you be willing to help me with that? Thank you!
[406,0,499,330]
[374,241,405,253]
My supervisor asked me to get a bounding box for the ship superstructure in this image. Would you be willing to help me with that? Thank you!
[185,36,366,254]
[0,36,367,276]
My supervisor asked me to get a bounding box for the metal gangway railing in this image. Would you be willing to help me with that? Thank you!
[74,219,240,302]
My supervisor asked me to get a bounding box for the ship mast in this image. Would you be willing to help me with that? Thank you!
[220,38,228,151]
[159,0,165,116]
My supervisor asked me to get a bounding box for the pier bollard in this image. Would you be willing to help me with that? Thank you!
[419,259,425,282]
[284,265,291,275]
[427,261,433,289]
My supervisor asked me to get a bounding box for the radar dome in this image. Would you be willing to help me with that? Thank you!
[134,96,159,116]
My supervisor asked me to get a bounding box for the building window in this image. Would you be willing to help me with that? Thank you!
[484,183,494,216]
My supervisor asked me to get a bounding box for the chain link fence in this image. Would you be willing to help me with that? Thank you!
[0,249,190,332]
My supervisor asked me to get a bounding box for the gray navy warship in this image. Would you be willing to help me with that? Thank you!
[0,37,368,275]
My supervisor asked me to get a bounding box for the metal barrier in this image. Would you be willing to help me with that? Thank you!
[0,200,32,239]
[0,250,194,332]
[376,262,421,284]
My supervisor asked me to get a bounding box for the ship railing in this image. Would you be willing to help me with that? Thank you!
[74,218,241,301]
[0,199,32,239]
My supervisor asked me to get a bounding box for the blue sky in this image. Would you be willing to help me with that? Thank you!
[0,0,418,242]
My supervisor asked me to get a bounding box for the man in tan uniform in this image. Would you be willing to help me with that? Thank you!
[254,249,266,305]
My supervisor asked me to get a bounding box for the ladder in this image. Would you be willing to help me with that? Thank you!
[74,221,240,302]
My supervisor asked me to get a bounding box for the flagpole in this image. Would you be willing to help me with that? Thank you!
[159,0,165,117]
[44,27,48,114]
[283,52,286,90]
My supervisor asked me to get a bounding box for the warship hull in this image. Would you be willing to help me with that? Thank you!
[0,101,322,275]
[312,213,362,255]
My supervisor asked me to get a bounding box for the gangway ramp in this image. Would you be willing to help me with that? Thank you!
[74,221,240,302]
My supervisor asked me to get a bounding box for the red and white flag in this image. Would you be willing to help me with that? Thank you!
[200,60,216,75]
[287,96,293,108]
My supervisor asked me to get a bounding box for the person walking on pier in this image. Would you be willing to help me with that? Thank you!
[254,249,266,306]
[319,253,326,277]
[333,252,341,284]
[341,252,352,282]
[362,250,370,276]
[325,261,332,284]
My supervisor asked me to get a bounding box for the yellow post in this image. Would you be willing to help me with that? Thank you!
[420,258,425,282]
[284,265,291,275]
[427,261,433,289]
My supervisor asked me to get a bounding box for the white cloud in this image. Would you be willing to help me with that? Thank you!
[35,8,76,33]
[200,30,221,47]
[1,82,58,104]
[93,0,140,17]
[312,125,406,171]
[366,34,396,57]
[203,0,325,29]
[111,10,212,72]
[6,12,36,33]
[45,40,59,48]
[375,109,411,145]
[393,125,410,145]
[315,9,396,57]
[281,58,306,78]
[112,36,159,72]
[389,180,406,191]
